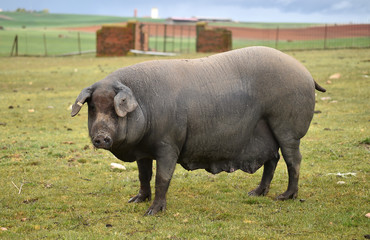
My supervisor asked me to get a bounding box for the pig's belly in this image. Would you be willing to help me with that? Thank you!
[177,119,280,174]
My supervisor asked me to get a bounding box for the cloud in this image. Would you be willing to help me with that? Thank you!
[331,1,352,11]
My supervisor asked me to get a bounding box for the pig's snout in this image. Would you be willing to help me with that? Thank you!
[92,134,113,149]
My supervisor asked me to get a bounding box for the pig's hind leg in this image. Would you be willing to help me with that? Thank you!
[247,120,280,196]
[248,156,279,196]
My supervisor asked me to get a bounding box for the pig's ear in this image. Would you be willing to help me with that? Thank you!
[71,87,92,117]
[114,86,138,118]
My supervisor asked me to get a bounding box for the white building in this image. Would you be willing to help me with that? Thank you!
[151,8,158,19]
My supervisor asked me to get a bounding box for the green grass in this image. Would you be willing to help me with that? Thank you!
[0,12,164,28]
[1,29,96,56]
[0,48,369,239]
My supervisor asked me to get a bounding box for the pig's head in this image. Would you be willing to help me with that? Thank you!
[71,82,145,150]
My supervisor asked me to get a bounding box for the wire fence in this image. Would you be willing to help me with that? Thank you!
[230,23,370,50]
[144,23,197,53]
[135,22,370,54]
[2,23,369,57]
[3,30,96,57]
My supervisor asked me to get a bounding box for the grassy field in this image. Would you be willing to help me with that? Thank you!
[0,12,162,56]
[3,28,368,57]
[1,12,368,57]
[1,29,96,56]
[0,12,164,28]
[0,12,317,29]
[0,49,369,239]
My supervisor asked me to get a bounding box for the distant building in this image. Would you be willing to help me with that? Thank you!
[166,17,198,24]
[166,17,233,24]
[151,8,158,19]
[196,17,233,22]
[0,8,3,12]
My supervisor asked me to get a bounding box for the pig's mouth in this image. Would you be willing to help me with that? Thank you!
[92,133,113,150]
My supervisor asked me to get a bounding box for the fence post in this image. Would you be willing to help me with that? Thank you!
[188,26,191,53]
[10,35,18,56]
[78,32,81,55]
[180,25,183,53]
[43,33,48,56]
[172,25,175,52]
[25,33,28,55]
[147,24,151,51]
[324,24,328,49]
[155,24,158,51]
[139,23,145,51]
[275,26,279,49]
[368,24,370,48]
[163,24,167,52]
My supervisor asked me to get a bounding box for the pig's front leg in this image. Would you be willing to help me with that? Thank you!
[145,145,178,215]
[129,158,153,203]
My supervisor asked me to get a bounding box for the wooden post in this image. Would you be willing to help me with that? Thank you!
[368,24,370,48]
[10,35,18,56]
[163,24,167,52]
[324,24,328,49]
[195,22,207,53]
[15,35,18,56]
[155,24,158,51]
[139,23,145,50]
[127,21,137,50]
[275,26,279,49]
[25,33,28,55]
[180,25,183,53]
[172,25,175,52]
[43,33,48,56]
[78,32,81,55]
[147,24,151,51]
[187,25,191,54]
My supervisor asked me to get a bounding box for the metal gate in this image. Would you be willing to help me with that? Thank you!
[138,23,197,54]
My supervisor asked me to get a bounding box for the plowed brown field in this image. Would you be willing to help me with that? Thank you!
[65,23,369,41]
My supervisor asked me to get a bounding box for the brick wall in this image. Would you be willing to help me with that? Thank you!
[196,22,232,53]
[96,22,136,57]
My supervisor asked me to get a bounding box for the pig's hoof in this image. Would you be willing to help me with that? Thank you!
[128,193,151,203]
[248,186,269,196]
[144,201,166,216]
[276,190,297,200]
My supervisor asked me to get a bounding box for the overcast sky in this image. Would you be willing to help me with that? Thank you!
[1,0,369,23]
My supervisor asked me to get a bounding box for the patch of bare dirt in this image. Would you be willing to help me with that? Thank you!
[0,14,13,20]
[63,23,370,41]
